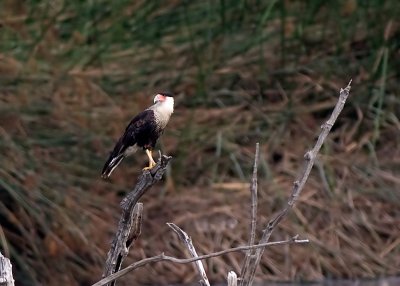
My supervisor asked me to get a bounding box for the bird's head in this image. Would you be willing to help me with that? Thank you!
[151,92,174,125]
[153,92,174,115]
[154,92,174,105]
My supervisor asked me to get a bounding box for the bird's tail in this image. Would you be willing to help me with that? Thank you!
[101,154,124,178]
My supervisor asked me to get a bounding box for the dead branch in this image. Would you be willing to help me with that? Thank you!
[120,155,172,211]
[239,80,352,286]
[93,236,309,286]
[102,203,143,286]
[240,143,259,281]
[102,155,172,286]
[249,143,259,246]
[167,223,211,286]
[0,252,14,286]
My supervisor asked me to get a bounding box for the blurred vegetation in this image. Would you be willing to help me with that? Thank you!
[0,0,399,285]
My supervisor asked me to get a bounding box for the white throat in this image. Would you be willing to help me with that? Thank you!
[149,97,174,128]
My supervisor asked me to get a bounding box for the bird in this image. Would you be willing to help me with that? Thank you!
[101,92,174,178]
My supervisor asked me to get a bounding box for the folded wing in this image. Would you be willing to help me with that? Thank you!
[101,110,156,178]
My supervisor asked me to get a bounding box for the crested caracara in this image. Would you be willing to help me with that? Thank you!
[101,93,174,178]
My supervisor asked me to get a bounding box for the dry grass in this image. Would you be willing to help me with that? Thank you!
[0,1,399,285]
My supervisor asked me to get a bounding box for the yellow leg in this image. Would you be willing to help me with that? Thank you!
[143,149,156,170]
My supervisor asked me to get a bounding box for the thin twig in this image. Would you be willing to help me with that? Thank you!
[92,237,309,286]
[239,80,352,286]
[102,155,172,286]
[167,223,211,286]
[239,143,259,281]
[249,143,259,247]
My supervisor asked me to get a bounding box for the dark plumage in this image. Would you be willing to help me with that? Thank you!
[102,93,174,178]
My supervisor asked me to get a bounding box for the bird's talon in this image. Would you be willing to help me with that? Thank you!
[143,162,156,170]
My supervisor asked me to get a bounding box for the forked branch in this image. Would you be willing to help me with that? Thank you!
[102,155,172,286]
[239,80,352,286]
[93,236,309,286]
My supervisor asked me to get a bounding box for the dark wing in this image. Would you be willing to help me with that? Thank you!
[101,109,154,178]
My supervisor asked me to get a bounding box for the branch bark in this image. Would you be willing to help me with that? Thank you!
[102,203,143,286]
[120,155,172,211]
[239,80,352,286]
[102,155,172,286]
[227,271,237,286]
[0,252,14,286]
[93,237,309,286]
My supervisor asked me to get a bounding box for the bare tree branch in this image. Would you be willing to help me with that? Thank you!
[102,203,143,286]
[102,155,172,286]
[249,143,259,246]
[167,223,211,286]
[92,237,309,286]
[0,252,14,286]
[240,80,352,286]
[239,143,259,281]
[120,155,172,211]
